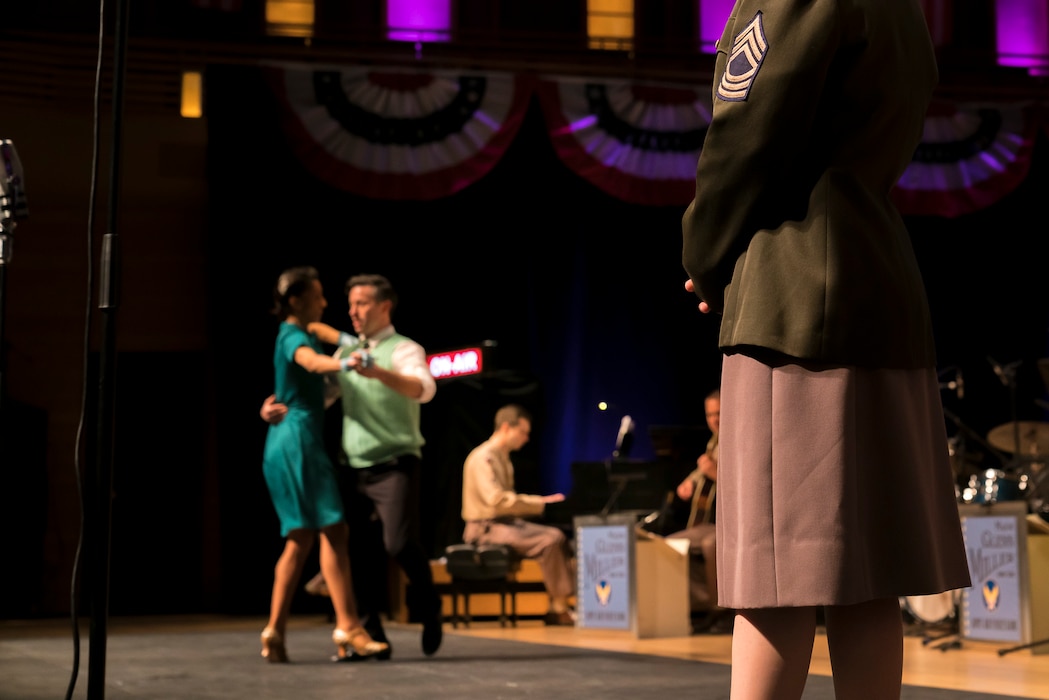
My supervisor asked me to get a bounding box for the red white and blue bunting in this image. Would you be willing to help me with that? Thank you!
[534,76,710,206]
[264,63,1046,217]
[892,101,1042,218]
[265,63,534,201]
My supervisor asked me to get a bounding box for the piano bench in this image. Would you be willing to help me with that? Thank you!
[443,544,540,628]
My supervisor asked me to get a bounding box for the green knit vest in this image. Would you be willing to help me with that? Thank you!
[335,333,425,467]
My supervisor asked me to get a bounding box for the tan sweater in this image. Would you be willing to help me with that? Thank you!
[460,438,545,521]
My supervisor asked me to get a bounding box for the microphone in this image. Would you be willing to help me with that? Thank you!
[358,334,373,369]
[989,356,1006,385]
[988,356,1021,387]
[0,139,29,228]
[613,415,634,459]
[939,366,964,399]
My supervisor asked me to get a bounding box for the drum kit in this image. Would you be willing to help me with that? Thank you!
[902,358,1049,635]
[957,420,1049,509]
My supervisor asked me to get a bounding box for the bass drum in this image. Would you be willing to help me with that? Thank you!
[901,591,960,624]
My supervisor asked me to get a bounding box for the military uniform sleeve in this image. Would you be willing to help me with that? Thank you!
[682,0,841,312]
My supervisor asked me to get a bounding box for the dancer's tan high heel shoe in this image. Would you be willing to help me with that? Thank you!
[260,627,289,663]
[332,627,389,660]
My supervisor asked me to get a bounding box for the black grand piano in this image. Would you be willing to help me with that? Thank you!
[542,424,707,537]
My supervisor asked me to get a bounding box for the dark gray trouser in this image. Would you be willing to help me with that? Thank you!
[344,456,438,626]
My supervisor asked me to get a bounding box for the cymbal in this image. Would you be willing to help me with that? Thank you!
[987,421,1049,456]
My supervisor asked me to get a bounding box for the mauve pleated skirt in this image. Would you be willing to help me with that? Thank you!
[716,352,972,609]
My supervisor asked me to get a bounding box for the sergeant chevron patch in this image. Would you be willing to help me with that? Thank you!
[717,11,768,102]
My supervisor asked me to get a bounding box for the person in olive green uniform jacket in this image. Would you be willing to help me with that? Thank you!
[681,2,971,698]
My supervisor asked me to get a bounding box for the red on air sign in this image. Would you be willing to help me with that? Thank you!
[427,347,483,379]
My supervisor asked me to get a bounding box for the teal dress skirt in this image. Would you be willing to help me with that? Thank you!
[262,322,345,537]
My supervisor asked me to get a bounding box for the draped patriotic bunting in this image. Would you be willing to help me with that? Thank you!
[893,102,1041,218]
[265,63,1046,216]
[533,76,710,206]
[265,63,533,200]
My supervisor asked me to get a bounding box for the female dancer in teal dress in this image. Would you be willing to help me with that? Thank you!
[260,266,387,663]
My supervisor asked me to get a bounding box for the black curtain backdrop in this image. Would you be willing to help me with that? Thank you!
[204,64,1049,609]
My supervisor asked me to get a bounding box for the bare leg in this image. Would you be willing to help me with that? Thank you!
[824,597,903,700]
[319,522,362,631]
[731,607,817,700]
[267,530,315,636]
[321,522,388,658]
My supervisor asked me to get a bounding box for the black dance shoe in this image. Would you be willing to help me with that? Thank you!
[421,598,443,656]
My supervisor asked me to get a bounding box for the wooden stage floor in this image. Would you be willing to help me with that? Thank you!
[1,613,1047,699]
[453,616,1049,699]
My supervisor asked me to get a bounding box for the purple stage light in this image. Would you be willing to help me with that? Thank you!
[387,0,452,43]
[699,0,735,54]
[996,0,1049,75]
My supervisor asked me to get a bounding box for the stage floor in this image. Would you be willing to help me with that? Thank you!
[1,614,1046,699]
[458,616,1049,699]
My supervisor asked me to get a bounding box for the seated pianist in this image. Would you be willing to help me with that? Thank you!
[461,403,577,625]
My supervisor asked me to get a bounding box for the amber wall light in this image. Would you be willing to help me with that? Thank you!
[181,71,203,119]
[266,0,316,39]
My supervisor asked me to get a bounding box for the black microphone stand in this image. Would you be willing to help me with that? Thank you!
[87,0,130,696]
[599,466,646,518]
[942,408,1010,469]
[988,356,1024,467]
[0,218,12,409]
[0,139,29,410]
